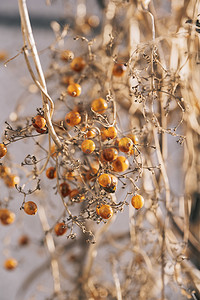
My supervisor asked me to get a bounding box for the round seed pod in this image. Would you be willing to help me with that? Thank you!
[24,201,37,215]
[102,147,118,162]
[4,258,18,270]
[81,140,95,154]
[0,143,7,159]
[112,156,129,172]
[0,209,15,225]
[131,194,144,209]
[91,98,108,114]
[54,222,67,236]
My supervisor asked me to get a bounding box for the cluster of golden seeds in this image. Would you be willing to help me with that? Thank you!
[0,52,144,242]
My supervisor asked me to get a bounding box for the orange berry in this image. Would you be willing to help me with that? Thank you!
[35,126,48,134]
[112,63,126,77]
[128,134,139,145]
[104,174,118,193]
[4,174,20,188]
[54,222,67,236]
[65,111,81,126]
[98,204,113,219]
[0,209,15,225]
[112,156,129,172]
[70,57,86,72]
[18,235,29,246]
[81,140,95,154]
[60,50,74,61]
[98,174,112,188]
[67,83,82,97]
[131,194,144,209]
[60,182,71,197]
[46,167,56,179]
[91,98,108,114]
[0,143,7,159]
[102,147,118,162]
[24,201,37,215]
[32,115,46,129]
[101,127,117,140]
[0,165,11,178]
[118,137,133,153]
[4,258,18,270]
[86,128,98,139]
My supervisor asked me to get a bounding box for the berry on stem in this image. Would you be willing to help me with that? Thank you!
[4,174,20,188]
[0,143,7,159]
[101,126,117,140]
[112,63,126,77]
[91,98,108,114]
[67,83,81,97]
[54,222,67,236]
[102,147,118,162]
[131,194,144,209]
[70,57,86,72]
[0,209,15,225]
[60,182,71,197]
[96,204,113,219]
[112,156,129,172]
[65,111,81,126]
[118,137,133,153]
[4,258,18,270]
[32,115,46,129]
[60,50,74,61]
[24,201,37,215]
[81,139,95,154]
[46,167,56,179]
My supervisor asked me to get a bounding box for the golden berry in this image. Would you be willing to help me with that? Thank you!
[0,165,11,178]
[128,134,139,145]
[0,209,15,225]
[131,194,144,209]
[46,167,56,179]
[24,201,37,215]
[65,111,81,126]
[91,98,108,114]
[4,174,20,188]
[81,140,95,154]
[98,204,113,219]
[32,115,46,129]
[70,57,86,72]
[67,83,82,97]
[0,143,7,159]
[18,235,29,246]
[60,182,71,197]
[112,156,129,172]
[104,174,118,193]
[60,50,74,61]
[54,222,67,236]
[118,137,133,153]
[102,147,118,162]
[35,126,48,134]
[86,128,98,139]
[98,174,112,188]
[4,258,18,270]
[112,63,126,77]
[101,127,117,140]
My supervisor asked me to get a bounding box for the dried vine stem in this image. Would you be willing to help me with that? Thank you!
[18,1,63,298]
[18,0,62,149]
